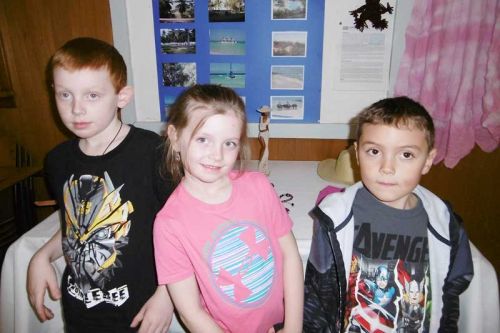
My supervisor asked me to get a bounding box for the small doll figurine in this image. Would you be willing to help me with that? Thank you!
[257,106,270,175]
[350,0,393,32]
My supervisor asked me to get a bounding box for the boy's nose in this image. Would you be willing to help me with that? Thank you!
[71,99,85,115]
[380,158,395,175]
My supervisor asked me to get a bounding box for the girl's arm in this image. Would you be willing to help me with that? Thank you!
[167,276,224,333]
[278,231,304,333]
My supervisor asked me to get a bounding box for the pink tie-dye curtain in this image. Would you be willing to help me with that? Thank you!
[394,0,499,168]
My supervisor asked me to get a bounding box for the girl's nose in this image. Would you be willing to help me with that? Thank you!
[210,145,223,161]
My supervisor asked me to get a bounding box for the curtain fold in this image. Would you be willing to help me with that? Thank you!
[395,0,499,168]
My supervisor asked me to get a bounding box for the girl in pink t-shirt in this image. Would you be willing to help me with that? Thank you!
[153,84,303,333]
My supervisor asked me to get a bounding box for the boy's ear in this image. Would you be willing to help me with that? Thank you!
[167,124,180,151]
[422,148,437,175]
[117,86,134,109]
[354,142,360,165]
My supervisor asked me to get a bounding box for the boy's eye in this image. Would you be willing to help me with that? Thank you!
[401,151,415,159]
[88,92,99,100]
[367,148,379,156]
[56,91,72,100]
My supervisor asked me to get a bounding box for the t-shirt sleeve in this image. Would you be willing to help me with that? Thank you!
[257,173,293,238]
[152,140,175,205]
[153,212,194,285]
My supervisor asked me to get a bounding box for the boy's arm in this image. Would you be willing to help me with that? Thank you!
[278,231,304,333]
[167,276,224,333]
[130,285,174,333]
[27,229,63,321]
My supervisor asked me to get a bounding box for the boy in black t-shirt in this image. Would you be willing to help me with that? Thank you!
[27,37,174,332]
[304,97,473,333]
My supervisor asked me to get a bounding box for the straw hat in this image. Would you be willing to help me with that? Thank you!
[317,147,356,185]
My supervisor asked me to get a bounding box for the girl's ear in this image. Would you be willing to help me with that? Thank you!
[422,148,437,175]
[117,86,134,109]
[167,124,180,151]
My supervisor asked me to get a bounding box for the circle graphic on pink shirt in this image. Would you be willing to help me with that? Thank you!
[210,222,275,307]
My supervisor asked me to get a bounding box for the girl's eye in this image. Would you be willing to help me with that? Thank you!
[224,141,238,149]
[367,148,379,156]
[195,137,207,144]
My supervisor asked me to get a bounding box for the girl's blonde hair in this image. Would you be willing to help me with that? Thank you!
[164,84,250,184]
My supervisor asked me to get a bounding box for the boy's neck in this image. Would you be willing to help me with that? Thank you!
[79,122,130,156]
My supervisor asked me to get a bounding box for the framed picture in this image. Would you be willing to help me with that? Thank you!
[208,0,245,22]
[271,65,304,90]
[210,63,246,88]
[272,31,307,57]
[209,29,246,55]
[162,62,196,87]
[270,95,304,120]
[160,29,196,54]
[159,0,195,23]
[163,95,176,118]
[272,0,307,20]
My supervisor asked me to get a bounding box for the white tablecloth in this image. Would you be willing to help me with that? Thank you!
[1,161,498,332]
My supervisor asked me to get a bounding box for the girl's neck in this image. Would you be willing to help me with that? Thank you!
[182,175,232,204]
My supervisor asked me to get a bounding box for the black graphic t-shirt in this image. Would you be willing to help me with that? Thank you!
[343,187,431,333]
[45,126,173,331]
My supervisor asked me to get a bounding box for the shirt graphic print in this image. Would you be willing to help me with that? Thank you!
[62,172,134,308]
[209,222,275,307]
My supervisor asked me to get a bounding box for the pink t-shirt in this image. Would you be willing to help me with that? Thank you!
[154,171,292,333]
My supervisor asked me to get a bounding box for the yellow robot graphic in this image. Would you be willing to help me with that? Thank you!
[62,172,134,294]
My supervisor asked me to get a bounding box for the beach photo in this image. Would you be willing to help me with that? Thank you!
[272,0,307,20]
[271,65,304,90]
[270,95,304,120]
[159,0,194,23]
[162,62,196,87]
[163,95,176,118]
[208,0,245,22]
[160,28,196,54]
[209,29,245,55]
[272,31,307,57]
[210,63,245,88]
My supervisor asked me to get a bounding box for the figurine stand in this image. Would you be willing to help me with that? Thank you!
[257,106,270,175]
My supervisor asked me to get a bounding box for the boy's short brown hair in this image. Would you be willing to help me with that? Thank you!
[356,96,435,150]
[50,37,127,92]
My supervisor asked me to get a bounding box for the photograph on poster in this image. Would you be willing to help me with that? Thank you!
[209,29,245,55]
[271,65,304,90]
[162,62,196,87]
[160,28,196,54]
[159,0,194,23]
[208,0,245,22]
[210,63,245,88]
[272,0,307,20]
[270,95,304,120]
[163,95,176,117]
[272,31,307,57]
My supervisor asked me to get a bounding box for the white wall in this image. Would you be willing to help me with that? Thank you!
[108,0,414,138]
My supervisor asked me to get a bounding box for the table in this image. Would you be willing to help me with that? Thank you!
[1,161,498,332]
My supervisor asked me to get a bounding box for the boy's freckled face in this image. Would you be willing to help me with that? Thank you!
[356,123,436,209]
[52,67,123,140]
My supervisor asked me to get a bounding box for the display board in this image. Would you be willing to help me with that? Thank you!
[152,0,325,123]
